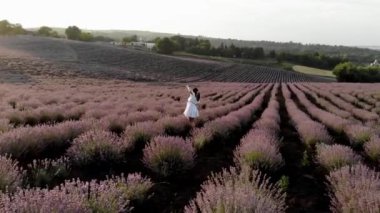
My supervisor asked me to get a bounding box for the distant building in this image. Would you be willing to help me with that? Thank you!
[370,59,379,66]
[129,42,155,51]
[110,40,155,51]
[110,41,123,46]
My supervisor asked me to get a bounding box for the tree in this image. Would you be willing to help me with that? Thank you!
[0,20,26,35]
[333,62,380,82]
[155,37,176,54]
[37,26,58,37]
[79,32,94,42]
[65,26,81,40]
[122,35,138,44]
[269,50,276,58]
[0,20,11,34]
[170,35,187,51]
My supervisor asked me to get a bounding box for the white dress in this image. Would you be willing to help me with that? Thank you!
[183,93,199,118]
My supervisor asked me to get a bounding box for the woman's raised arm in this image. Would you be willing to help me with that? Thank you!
[186,85,192,93]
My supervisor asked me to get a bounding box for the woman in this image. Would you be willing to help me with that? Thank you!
[183,85,200,125]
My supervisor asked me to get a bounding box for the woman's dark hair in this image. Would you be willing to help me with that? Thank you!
[193,88,200,101]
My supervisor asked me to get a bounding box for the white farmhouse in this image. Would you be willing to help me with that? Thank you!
[370,59,379,66]
[129,42,155,51]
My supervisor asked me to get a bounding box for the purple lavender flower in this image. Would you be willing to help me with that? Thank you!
[344,124,373,147]
[0,120,91,160]
[27,157,71,187]
[0,155,25,192]
[235,129,283,171]
[143,136,195,177]
[0,173,152,212]
[123,120,164,150]
[185,167,286,213]
[364,136,380,162]
[316,144,361,171]
[67,129,125,167]
[327,164,380,213]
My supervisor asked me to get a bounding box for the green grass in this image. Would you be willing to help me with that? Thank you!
[293,65,336,78]
[173,52,279,66]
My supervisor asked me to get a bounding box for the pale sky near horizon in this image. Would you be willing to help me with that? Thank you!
[2,0,380,46]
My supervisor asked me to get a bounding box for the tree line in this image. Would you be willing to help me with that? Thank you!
[333,62,380,82]
[154,35,347,70]
[0,20,26,35]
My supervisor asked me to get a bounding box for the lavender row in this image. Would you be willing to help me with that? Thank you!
[185,167,286,212]
[121,85,265,151]
[234,84,283,172]
[289,84,374,147]
[139,85,271,178]
[282,84,332,147]
[298,84,352,119]
[193,84,272,150]
[0,170,153,212]
[306,84,379,122]
[0,120,94,161]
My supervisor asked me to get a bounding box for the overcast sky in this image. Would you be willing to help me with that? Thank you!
[2,0,379,46]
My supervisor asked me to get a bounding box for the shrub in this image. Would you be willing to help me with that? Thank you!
[126,110,161,125]
[100,114,130,134]
[316,144,361,171]
[364,136,380,162]
[192,127,214,150]
[333,62,380,83]
[344,124,373,147]
[27,157,71,187]
[0,173,152,212]
[105,173,153,203]
[296,122,332,146]
[67,130,126,167]
[185,167,286,213]
[0,119,12,133]
[157,116,191,136]
[0,187,91,213]
[0,155,24,192]
[123,121,164,150]
[0,120,91,161]
[327,164,380,212]
[234,130,283,172]
[193,116,240,150]
[143,136,195,177]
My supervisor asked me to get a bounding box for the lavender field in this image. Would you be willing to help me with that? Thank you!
[0,36,334,83]
[0,78,379,212]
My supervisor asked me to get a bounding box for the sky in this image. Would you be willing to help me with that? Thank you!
[2,0,380,46]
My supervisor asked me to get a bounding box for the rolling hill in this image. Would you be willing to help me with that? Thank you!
[32,28,380,63]
[0,35,334,83]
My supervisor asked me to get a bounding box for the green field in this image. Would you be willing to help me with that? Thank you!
[293,65,336,78]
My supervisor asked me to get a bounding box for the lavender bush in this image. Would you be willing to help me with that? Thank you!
[143,136,195,177]
[327,164,380,213]
[344,124,373,147]
[0,119,12,134]
[185,167,286,213]
[67,130,125,167]
[316,144,361,171]
[0,120,91,161]
[27,157,71,187]
[157,116,192,136]
[0,187,91,213]
[0,173,153,212]
[0,155,25,192]
[364,136,380,162]
[234,130,283,172]
[123,121,164,150]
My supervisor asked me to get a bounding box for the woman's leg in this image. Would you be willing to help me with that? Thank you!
[189,117,195,127]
